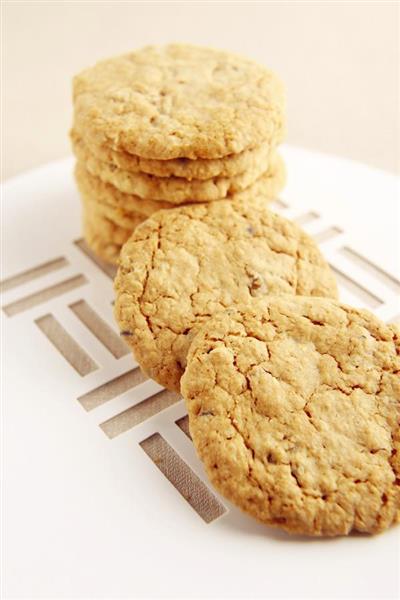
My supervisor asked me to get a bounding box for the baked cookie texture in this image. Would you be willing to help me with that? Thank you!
[82,197,140,264]
[114,201,337,392]
[71,129,272,180]
[72,135,272,202]
[82,191,146,231]
[181,296,400,536]
[75,162,175,216]
[73,44,285,160]
[75,154,286,218]
[72,44,287,263]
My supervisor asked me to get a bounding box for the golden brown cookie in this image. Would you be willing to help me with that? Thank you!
[86,194,146,232]
[181,296,400,537]
[75,156,285,217]
[114,201,337,392]
[72,134,271,202]
[73,44,285,159]
[233,154,286,204]
[82,197,141,264]
[79,176,150,230]
[71,129,272,180]
[75,162,173,216]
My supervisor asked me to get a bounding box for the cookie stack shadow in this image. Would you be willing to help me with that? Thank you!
[71,44,286,264]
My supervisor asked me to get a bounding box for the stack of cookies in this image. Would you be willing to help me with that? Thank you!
[71,44,400,538]
[71,44,286,264]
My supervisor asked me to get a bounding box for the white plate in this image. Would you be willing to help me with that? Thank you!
[2,147,400,599]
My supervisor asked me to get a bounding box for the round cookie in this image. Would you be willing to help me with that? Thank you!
[73,44,285,159]
[114,201,337,392]
[75,156,286,217]
[82,197,139,264]
[181,296,400,536]
[71,129,272,180]
[72,135,271,202]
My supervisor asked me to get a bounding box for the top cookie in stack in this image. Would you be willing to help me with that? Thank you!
[71,44,286,263]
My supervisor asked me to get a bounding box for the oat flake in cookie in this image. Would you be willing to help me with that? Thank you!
[73,44,285,159]
[181,296,400,536]
[114,201,337,392]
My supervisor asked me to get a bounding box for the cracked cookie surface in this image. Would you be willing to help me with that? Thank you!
[114,201,337,391]
[181,296,400,536]
[73,44,285,159]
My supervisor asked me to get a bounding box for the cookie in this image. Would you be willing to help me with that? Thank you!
[72,134,271,202]
[233,154,286,204]
[82,197,139,264]
[114,201,337,392]
[181,296,400,536]
[75,154,285,220]
[73,44,285,159]
[71,129,272,180]
[83,192,146,231]
[75,162,173,217]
